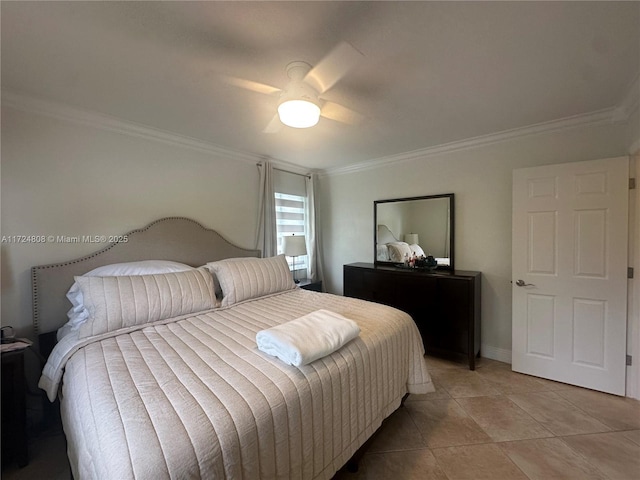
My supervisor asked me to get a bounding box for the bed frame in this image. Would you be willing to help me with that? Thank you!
[31,217,408,475]
[32,217,260,356]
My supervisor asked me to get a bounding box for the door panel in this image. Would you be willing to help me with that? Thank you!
[528,211,557,274]
[512,156,628,395]
[526,293,555,358]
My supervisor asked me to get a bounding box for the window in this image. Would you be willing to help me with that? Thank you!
[275,192,307,274]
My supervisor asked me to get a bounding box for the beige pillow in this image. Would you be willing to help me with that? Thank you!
[76,268,216,338]
[207,255,295,307]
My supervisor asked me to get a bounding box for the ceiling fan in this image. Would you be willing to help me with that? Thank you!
[223,42,365,133]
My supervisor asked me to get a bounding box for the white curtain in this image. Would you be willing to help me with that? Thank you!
[305,173,325,286]
[256,160,277,257]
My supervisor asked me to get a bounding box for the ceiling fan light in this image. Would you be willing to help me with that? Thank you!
[278,99,321,128]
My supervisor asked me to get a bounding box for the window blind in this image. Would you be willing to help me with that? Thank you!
[275,192,307,271]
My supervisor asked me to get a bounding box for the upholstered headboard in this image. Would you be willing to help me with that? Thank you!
[32,217,260,338]
[376,224,399,244]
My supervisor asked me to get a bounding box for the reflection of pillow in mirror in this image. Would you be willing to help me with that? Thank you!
[387,242,412,262]
[376,244,390,261]
[409,244,425,257]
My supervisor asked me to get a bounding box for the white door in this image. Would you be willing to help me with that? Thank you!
[512,156,629,395]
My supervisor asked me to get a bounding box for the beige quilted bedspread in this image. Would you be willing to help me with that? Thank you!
[46,289,433,479]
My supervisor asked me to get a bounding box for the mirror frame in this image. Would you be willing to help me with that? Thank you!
[374,193,455,270]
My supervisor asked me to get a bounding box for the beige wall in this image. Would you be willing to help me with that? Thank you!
[1,106,260,339]
[320,115,639,362]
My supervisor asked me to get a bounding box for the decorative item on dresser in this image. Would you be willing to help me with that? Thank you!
[344,262,481,370]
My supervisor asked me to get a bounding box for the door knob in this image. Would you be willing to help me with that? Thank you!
[514,279,535,287]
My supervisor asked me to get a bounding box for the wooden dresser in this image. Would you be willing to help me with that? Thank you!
[343,263,481,370]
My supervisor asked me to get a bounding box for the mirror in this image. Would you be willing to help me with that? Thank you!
[374,193,454,270]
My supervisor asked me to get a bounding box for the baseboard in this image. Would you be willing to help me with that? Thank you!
[480,344,512,364]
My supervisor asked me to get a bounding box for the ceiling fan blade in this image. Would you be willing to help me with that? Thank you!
[222,75,282,96]
[304,41,364,94]
[263,114,283,134]
[320,101,364,126]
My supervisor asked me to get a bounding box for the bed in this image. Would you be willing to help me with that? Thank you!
[34,217,433,480]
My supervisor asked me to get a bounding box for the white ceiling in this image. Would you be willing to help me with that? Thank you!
[2,2,639,171]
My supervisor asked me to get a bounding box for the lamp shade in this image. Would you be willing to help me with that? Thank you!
[282,235,307,257]
[277,77,321,129]
[404,233,419,245]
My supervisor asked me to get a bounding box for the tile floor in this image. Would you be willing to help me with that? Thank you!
[333,356,640,480]
[3,356,639,480]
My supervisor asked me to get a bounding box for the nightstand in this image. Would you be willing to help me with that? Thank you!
[1,348,29,468]
[297,278,323,292]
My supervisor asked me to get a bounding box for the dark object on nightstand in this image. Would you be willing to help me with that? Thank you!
[344,263,481,370]
[1,349,29,468]
[298,278,323,292]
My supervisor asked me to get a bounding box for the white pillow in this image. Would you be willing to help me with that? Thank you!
[206,255,295,307]
[376,244,390,262]
[76,268,216,339]
[386,242,412,263]
[59,260,194,340]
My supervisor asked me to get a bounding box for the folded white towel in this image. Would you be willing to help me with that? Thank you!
[256,309,361,367]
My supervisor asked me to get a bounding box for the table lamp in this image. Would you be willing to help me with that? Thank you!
[282,234,307,283]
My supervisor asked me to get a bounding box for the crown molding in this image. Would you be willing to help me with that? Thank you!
[324,107,623,177]
[4,88,635,178]
[325,75,640,177]
[1,90,262,165]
